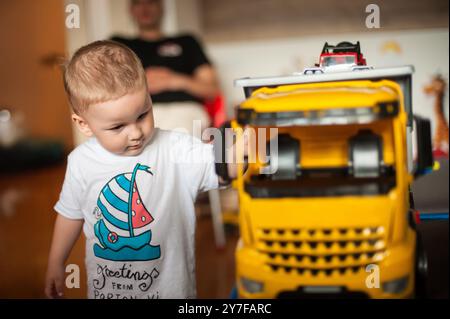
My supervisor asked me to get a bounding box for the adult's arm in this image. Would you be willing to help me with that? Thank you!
[146,64,220,101]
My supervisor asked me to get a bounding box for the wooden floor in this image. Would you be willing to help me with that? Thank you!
[0,163,239,299]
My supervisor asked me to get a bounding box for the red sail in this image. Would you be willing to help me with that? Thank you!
[131,181,153,229]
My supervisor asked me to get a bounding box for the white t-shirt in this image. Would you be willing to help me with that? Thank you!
[54,129,218,299]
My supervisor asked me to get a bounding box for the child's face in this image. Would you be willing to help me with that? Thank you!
[73,86,155,156]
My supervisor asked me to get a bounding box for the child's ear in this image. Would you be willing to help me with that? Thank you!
[71,113,93,137]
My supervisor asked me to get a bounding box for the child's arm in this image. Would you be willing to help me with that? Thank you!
[45,214,83,299]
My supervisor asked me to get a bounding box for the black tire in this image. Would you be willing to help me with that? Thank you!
[409,187,416,210]
[414,231,428,298]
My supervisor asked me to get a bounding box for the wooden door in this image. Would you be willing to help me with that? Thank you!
[0,0,86,299]
[0,0,73,148]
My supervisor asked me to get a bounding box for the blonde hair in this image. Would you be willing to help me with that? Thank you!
[63,40,147,114]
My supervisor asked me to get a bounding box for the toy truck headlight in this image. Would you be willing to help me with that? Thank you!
[382,276,409,294]
[240,277,264,294]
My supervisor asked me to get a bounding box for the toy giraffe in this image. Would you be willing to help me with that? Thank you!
[424,74,449,157]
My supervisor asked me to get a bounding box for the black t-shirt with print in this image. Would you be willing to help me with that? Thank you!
[112,34,210,104]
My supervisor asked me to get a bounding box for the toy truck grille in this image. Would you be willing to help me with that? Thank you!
[256,226,386,276]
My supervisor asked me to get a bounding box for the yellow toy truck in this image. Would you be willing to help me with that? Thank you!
[216,64,433,298]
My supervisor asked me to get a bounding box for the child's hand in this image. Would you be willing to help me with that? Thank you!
[45,263,66,299]
[226,125,251,179]
[45,215,83,299]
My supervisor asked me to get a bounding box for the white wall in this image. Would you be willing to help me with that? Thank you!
[205,28,450,133]
[109,0,138,37]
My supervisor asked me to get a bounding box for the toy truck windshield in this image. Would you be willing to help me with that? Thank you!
[320,54,357,67]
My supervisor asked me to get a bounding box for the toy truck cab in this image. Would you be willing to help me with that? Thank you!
[304,42,369,74]
[318,41,367,68]
[226,66,433,299]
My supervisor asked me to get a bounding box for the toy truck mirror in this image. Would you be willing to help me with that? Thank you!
[413,115,434,177]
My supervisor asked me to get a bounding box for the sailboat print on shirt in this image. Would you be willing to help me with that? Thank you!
[93,163,161,261]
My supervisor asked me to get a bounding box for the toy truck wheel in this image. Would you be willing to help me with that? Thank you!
[409,187,416,210]
[414,231,428,298]
[269,134,300,180]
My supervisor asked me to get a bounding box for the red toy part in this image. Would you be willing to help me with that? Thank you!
[317,41,367,67]
[414,210,421,225]
[204,94,227,128]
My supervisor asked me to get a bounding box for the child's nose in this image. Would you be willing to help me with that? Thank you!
[129,125,143,141]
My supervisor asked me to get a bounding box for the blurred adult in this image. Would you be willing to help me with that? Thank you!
[112,0,221,134]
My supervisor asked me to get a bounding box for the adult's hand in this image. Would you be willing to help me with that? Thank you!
[145,67,187,94]
[145,65,219,101]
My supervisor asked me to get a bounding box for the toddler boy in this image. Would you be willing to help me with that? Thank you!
[45,40,223,299]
